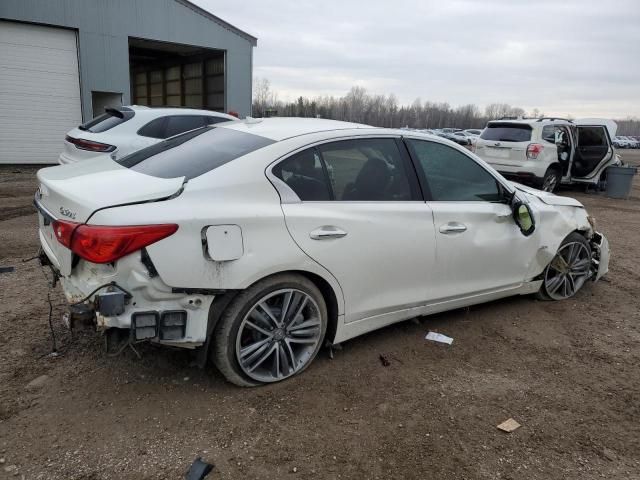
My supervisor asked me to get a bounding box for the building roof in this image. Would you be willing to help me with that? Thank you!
[175,0,257,46]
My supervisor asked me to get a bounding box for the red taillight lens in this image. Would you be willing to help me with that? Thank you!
[52,219,79,248]
[526,143,544,159]
[65,135,116,153]
[52,221,178,263]
[71,224,178,264]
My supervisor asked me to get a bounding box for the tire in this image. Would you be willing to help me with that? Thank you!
[536,232,592,301]
[540,167,561,193]
[211,273,327,387]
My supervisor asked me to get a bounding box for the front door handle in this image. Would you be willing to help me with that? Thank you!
[439,222,467,234]
[310,226,347,240]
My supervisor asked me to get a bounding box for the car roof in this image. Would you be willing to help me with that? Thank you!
[216,117,378,141]
[126,105,238,121]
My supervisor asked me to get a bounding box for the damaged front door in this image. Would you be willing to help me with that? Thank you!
[405,138,540,300]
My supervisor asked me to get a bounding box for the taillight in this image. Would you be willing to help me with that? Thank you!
[52,219,79,248]
[65,135,116,153]
[526,143,544,159]
[52,222,178,264]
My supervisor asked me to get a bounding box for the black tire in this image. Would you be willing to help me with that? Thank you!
[539,167,561,193]
[211,273,327,387]
[536,232,591,301]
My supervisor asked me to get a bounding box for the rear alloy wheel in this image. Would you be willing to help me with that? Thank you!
[539,233,592,300]
[540,167,560,193]
[212,274,327,386]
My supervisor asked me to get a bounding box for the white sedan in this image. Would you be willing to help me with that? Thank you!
[35,118,609,386]
[59,105,238,164]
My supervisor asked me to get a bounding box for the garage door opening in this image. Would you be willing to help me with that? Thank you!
[129,38,225,111]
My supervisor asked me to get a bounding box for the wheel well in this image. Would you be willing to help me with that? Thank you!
[290,270,340,345]
[548,162,562,174]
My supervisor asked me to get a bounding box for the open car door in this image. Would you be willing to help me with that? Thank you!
[570,118,617,182]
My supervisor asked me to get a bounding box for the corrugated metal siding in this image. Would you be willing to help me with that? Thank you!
[0,20,82,164]
[0,0,255,119]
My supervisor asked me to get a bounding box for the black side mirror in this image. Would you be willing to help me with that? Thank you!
[513,202,535,236]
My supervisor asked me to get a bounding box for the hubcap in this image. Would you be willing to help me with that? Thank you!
[235,289,322,383]
[544,242,591,300]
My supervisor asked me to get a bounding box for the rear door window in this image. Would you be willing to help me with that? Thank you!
[164,115,207,138]
[480,123,532,142]
[137,117,167,139]
[272,149,332,201]
[117,127,275,180]
[578,126,607,146]
[318,138,417,201]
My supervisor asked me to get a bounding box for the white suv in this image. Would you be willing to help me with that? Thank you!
[59,106,238,164]
[474,118,618,192]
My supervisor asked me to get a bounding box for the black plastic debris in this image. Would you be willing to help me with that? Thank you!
[379,354,391,367]
[185,457,214,480]
[0,266,15,274]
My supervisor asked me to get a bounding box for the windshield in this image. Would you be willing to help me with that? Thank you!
[117,126,275,180]
[480,123,532,142]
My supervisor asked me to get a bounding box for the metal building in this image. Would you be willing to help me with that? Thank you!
[0,0,256,164]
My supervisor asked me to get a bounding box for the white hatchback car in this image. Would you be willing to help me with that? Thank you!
[35,118,609,386]
[474,118,618,192]
[59,106,238,164]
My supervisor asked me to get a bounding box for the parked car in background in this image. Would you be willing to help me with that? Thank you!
[474,117,619,192]
[36,118,609,386]
[59,106,238,164]
[464,129,483,137]
[623,136,639,148]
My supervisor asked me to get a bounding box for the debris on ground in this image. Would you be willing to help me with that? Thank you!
[497,418,521,433]
[25,374,50,390]
[185,457,214,479]
[602,447,617,461]
[425,332,454,345]
[379,354,391,367]
[0,266,15,274]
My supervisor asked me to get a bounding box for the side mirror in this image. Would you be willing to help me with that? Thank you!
[513,202,535,236]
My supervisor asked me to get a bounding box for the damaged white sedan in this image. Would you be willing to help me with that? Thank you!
[35,118,610,386]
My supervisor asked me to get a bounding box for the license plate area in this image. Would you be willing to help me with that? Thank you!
[487,147,511,159]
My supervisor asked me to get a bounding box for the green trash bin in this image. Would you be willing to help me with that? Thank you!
[605,165,637,199]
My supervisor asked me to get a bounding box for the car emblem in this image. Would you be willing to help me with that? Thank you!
[59,206,77,220]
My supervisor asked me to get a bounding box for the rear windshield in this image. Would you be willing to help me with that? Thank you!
[480,123,532,142]
[79,108,135,133]
[116,126,275,180]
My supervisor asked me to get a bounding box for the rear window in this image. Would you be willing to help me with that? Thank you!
[480,123,532,142]
[79,108,135,133]
[117,126,275,180]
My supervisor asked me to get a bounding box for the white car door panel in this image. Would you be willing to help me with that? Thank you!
[428,201,538,299]
[282,202,436,322]
[406,137,539,298]
[274,138,437,323]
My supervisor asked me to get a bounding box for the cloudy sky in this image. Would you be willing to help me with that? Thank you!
[193,0,640,118]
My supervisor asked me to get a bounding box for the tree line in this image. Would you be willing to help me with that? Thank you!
[253,78,640,135]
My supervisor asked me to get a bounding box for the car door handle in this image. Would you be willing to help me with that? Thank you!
[309,226,347,240]
[439,222,467,234]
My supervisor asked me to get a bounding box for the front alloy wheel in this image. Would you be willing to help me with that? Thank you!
[540,233,592,300]
[212,274,327,386]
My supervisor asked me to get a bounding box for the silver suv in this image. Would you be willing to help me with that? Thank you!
[474,117,618,192]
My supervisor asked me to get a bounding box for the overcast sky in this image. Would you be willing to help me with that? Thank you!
[193,0,640,118]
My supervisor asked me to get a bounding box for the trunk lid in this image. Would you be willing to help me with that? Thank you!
[36,157,184,276]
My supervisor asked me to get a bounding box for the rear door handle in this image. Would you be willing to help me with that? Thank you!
[439,222,467,234]
[310,226,347,240]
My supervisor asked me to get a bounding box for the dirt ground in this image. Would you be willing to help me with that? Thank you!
[1,152,639,480]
